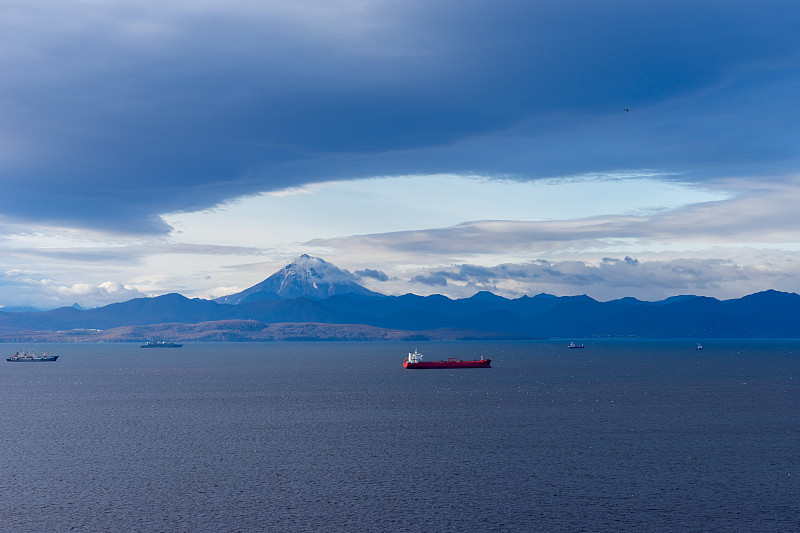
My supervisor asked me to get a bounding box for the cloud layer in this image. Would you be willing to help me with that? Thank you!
[2,1,799,233]
[401,255,799,302]
[2,1,800,307]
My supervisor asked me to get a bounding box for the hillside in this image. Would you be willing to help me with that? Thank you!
[0,320,525,343]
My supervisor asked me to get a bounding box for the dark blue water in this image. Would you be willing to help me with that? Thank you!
[1,340,798,532]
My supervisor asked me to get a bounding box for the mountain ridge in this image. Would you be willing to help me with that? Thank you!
[1,288,799,341]
[1,255,799,340]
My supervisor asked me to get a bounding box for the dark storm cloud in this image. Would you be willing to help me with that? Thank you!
[411,273,450,287]
[355,268,389,282]
[1,1,799,233]
[410,265,496,287]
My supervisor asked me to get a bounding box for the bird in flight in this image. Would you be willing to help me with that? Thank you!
[624,108,630,112]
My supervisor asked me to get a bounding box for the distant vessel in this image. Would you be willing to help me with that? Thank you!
[403,349,491,369]
[568,342,584,349]
[7,350,58,362]
[696,344,703,350]
[140,340,183,348]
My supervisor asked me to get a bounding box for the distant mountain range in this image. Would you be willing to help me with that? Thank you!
[1,255,799,342]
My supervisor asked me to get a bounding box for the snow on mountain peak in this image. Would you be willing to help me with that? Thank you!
[280,255,358,284]
[215,254,382,303]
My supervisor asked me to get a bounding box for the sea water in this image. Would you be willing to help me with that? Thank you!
[1,340,798,532]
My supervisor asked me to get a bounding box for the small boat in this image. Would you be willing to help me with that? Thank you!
[568,342,584,349]
[403,349,491,369]
[7,350,59,362]
[140,340,183,348]
[696,344,703,350]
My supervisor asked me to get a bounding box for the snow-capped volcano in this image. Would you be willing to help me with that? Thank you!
[215,254,383,304]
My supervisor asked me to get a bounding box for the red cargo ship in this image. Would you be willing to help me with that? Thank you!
[403,350,491,369]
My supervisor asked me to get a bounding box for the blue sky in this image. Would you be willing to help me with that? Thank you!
[1,1,800,308]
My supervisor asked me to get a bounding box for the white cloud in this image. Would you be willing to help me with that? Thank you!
[400,253,800,301]
[4,172,797,306]
[309,174,800,256]
[43,280,145,307]
[0,272,146,309]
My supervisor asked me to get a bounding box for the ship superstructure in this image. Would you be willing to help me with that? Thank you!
[7,351,58,362]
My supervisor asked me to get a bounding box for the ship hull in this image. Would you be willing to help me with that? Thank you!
[7,355,58,362]
[140,343,183,348]
[404,359,491,369]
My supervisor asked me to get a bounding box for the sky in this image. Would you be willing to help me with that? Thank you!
[2,0,800,308]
